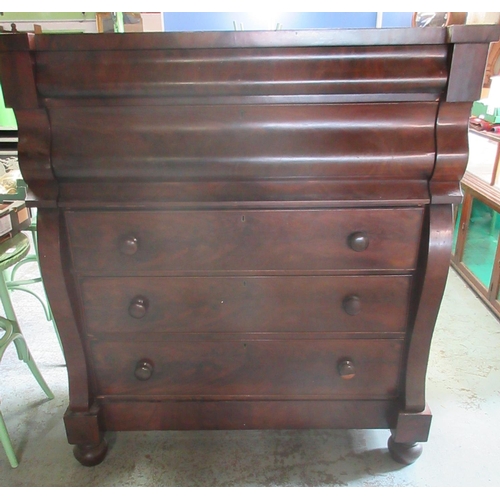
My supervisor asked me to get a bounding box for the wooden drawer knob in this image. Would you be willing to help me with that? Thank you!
[342,295,361,316]
[134,360,154,381]
[119,235,139,255]
[128,296,149,319]
[348,232,369,252]
[338,359,356,380]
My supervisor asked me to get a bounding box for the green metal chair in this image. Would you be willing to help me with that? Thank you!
[0,175,61,350]
[0,232,54,468]
[4,212,63,351]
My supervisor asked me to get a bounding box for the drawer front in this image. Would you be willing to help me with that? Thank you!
[51,103,437,182]
[91,339,403,398]
[67,208,423,274]
[81,275,411,334]
[38,45,447,99]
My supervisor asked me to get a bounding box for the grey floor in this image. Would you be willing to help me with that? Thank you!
[0,261,500,486]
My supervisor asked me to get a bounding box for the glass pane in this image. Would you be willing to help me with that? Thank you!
[462,198,500,288]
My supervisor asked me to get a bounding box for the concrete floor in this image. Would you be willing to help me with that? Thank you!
[0,265,499,486]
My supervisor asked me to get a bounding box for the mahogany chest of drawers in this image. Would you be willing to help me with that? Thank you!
[1,26,499,466]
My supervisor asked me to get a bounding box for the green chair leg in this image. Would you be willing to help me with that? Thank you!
[0,313,54,401]
[0,234,54,399]
[0,271,19,331]
[11,335,54,400]
[0,411,19,468]
[0,290,54,467]
[5,224,64,355]
[0,317,53,468]
[0,233,55,467]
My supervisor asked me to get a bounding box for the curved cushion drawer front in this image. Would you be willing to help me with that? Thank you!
[80,275,411,334]
[36,43,447,99]
[50,102,437,182]
[90,338,404,399]
[66,208,423,274]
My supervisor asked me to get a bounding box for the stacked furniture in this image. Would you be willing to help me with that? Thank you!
[0,26,498,466]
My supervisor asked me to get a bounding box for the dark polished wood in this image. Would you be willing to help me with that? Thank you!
[101,399,399,432]
[15,109,58,204]
[91,338,403,398]
[1,26,498,466]
[66,208,424,274]
[387,436,423,465]
[36,45,448,99]
[430,102,473,204]
[49,103,438,181]
[81,275,411,334]
[73,441,108,468]
[404,204,454,412]
[36,210,89,411]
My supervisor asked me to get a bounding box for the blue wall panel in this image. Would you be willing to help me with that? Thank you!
[381,12,413,27]
[162,12,395,31]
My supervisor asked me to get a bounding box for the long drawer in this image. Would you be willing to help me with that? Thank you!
[91,338,404,399]
[51,102,437,181]
[80,275,411,334]
[66,208,423,274]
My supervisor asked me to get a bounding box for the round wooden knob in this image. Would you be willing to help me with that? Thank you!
[128,296,149,319]
[342,295,361,316]
[338,359,355,380]
[134,360,154,381]
[119,236,139,255]
[348,232,369,252]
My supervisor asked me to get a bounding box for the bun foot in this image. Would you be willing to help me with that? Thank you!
[387,435,423,465]
[73,439,108,466]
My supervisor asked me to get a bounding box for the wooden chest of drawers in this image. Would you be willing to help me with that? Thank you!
[1,26,499,466]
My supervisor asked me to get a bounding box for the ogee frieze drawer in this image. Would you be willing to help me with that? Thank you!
[67,208,423,274]
[80,275,411,334]
[50,102,437,181]
[91,338,404,398]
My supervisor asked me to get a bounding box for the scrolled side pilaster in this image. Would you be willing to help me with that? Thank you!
[36,209,94,414]
[404,204,453,413]
[37,209,106,460]
[429,101,472,205]
[16,109,59,204]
